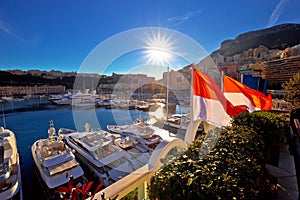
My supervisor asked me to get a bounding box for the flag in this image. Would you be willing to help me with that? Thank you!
[193,69,246,127]
[223,75,272,112]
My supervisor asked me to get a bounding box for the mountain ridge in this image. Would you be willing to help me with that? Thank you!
[211,23,300,57]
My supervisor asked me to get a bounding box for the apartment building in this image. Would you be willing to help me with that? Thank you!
[263,55,300,83]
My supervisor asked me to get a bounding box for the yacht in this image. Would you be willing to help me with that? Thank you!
[107,118,155,139]
[60,124,150,187]
[0,127,22,200]
[31,121,84,190]
[135,101,151,111]
[163,114,204,132]
[70,90,98,108]
[52,98,71,106]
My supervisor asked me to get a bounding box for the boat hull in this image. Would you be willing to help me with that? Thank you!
[0,128,22,200]
[0,156,22,200]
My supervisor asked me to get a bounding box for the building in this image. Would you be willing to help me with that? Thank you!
[162,70,189,91]
[6,69,27,76]
[244,48,254,59]
[0,85,65,96]
[263,55,300,84]
[213,53,224,64]
[253,45,268,59]
[27,70,46,77]
[99,73,155,95]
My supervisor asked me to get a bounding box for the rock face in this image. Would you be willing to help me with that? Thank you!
[212,23,300,57]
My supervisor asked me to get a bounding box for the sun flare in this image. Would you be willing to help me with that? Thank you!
[144,30,174,66]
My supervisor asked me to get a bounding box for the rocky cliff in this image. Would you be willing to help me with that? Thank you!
[212,23,300,57]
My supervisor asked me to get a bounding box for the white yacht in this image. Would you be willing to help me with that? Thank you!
[70,90,98,108]
[107,118,155,139]
[31,121,84,190]
[163,114,204,132]
[60,124,150,187]
[0,127,22,200]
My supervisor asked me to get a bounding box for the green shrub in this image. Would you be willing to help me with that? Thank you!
[148,124,277,199]
[232,111,285,161]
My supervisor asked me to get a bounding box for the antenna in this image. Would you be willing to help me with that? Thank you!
[2,104,6,129]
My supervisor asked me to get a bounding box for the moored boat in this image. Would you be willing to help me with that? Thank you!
[31,121,84,193]
[107,118,155,139]
[0,127,22,200]
[163,114,204,132]
[60,124,150,187]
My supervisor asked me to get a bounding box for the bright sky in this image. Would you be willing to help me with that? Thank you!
[0,0,300,77]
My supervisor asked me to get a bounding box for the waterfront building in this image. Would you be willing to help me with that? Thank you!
[0,85,65,96]
[162,70,189,91]
[263,55,300,84]
[99,73,155,96]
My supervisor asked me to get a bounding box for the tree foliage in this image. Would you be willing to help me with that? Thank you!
[282,72,300,109]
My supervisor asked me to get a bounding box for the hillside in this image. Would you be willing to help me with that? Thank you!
[212,23,300,57]
[0,71,76,89]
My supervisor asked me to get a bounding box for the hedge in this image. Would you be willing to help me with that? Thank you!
[148,111,283,199]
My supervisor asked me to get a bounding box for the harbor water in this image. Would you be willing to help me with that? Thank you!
[0,99,155,200]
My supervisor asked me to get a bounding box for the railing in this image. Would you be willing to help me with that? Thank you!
[294,119,300,136]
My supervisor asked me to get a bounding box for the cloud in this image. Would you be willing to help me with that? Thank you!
[267,0,288,27]
[168,10,201,26]
[0,19,24,42]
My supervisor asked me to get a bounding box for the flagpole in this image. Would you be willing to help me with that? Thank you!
[166,65,169,121]
[184,64,195,144]
[190,65,194,123]
[220,70,224,93]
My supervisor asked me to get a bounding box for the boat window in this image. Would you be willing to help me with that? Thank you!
[0,145,4,164]
[107,157,127,168]
[91,144,115,160]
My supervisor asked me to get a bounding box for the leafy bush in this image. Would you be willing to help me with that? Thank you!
[148,111,282,199]
[232,111,285,162]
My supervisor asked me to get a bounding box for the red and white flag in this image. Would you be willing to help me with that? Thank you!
[193,69,246,127]
[223,75,272,112]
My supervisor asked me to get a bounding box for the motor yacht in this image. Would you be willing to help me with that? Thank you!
[107,118,155,139]
[60,124,150,187]
[31,121,84,190]
[163,114,203,132]
[0,127,22,200]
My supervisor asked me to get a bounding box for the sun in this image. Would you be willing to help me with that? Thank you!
[145,47,171,65]
[143,30,174,66]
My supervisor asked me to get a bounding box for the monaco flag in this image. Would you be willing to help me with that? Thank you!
[223,75,272,112]
[193,69,246,127]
